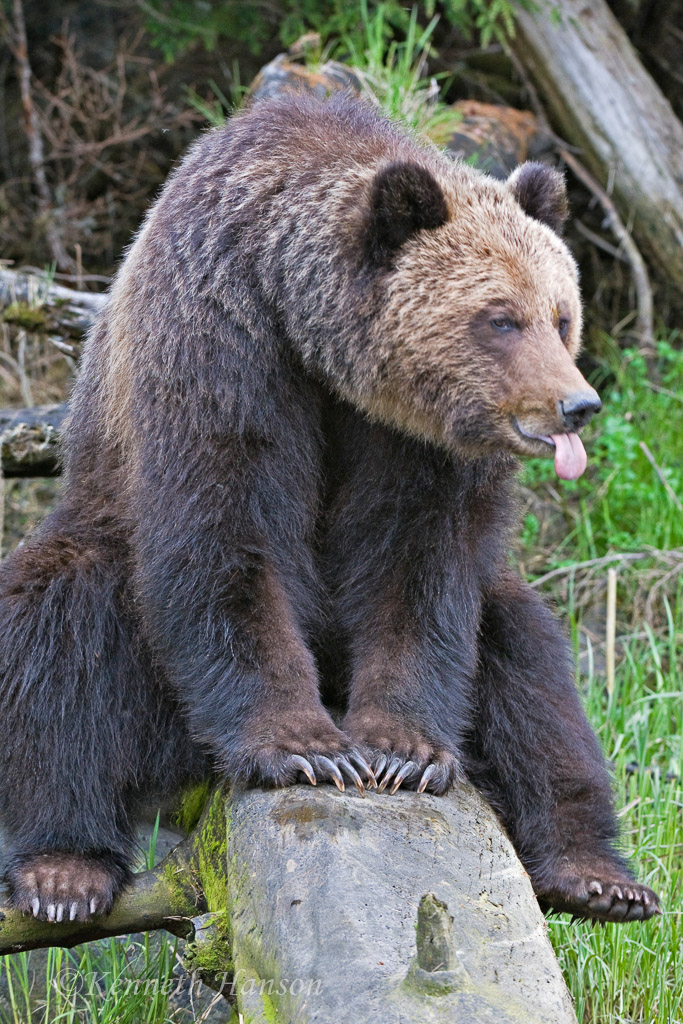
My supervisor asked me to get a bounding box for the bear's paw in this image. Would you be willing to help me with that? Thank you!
[343,710,461,795]
[5,852,129,923]
[538,870,661,923]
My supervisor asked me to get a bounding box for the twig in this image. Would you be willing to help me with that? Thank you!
[639,441,683,513]
[529,551,650,588]
[606,568,616,698]
[556,147,655,352]
[574,220,628,262]
[9,0,72,270]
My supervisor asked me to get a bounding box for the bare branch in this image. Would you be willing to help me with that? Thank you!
[10,0,73,270]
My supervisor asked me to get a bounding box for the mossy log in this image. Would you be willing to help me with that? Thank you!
[0,784,577,1023]
[0,268,105,340]
[511,0,683,308]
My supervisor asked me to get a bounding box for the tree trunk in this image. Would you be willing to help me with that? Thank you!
[0,784,578,1023]
[512,0,683,309]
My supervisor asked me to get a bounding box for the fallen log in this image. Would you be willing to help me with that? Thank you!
[0,267,105,343]
[0,784,578,1023]
[511,0,683,311]
[0,403,67,476]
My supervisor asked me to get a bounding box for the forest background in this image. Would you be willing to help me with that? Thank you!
[0,1,681,1021]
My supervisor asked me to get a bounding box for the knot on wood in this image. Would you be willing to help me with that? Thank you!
[405,893,471,996]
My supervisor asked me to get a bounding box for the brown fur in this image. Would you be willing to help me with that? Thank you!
[0,94,658,925]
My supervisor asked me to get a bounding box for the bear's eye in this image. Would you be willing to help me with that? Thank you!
[558,317,570,340]
[490,317,516,332]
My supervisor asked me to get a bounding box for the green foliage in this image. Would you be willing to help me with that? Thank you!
[549,593,683,1023]
[141,0,522,63]
[521,335,683,563]
[340,1,453,131]
[0,936,182,1024]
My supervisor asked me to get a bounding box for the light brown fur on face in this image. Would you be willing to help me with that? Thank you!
[365,164,594,461]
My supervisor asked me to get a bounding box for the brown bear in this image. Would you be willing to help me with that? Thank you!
[0,94,659,925]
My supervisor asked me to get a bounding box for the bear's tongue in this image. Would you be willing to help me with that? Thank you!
[551,432,587,480]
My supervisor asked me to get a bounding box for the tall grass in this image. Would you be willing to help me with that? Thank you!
[523,335,683,1022]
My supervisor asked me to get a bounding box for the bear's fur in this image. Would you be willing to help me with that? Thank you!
[0,95,659,924]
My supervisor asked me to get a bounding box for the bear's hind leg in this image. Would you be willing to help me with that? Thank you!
[468,574,660,923]
[0,518,194,922]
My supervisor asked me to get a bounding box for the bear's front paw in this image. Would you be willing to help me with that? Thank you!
[343,710,461,795]
[226,718,376,795]
[537,870,661,923]
[5,852,129,923]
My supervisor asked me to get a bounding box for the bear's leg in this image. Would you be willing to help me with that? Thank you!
[132,425,375,795]
[322,410,481,794]
[0,516,198,921]
[467,573,660,922]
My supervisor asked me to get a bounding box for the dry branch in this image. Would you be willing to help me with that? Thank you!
[0,403,67,476]
[0,266,106,341]
[7,0,72,270]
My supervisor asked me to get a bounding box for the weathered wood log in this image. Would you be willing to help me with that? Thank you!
[511,0,683,308]
[0,267,105,341]
[0,785,578,1023]
[0,403,67,476]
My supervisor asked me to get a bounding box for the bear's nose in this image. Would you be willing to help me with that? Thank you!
[559,390,602,431]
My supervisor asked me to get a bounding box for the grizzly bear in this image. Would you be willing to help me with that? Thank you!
[0,94,659,925]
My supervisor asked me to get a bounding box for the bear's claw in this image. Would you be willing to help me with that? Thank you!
[538,873,661,923]
[373,753,458,795]
[287,750,376,795]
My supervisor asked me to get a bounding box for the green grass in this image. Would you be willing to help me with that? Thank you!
[520,336,683,562]
[549,593,683,1024]
[0,937,181,1024]
[520,334,683,1022]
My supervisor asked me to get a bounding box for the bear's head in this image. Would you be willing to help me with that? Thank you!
[363,159,600,480]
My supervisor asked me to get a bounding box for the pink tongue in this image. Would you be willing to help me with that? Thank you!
[551,432,587,480]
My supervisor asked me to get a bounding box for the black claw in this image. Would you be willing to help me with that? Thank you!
[417,763,437,794]
[377,757,402,793]
[338,756,365,797]
[372,754,388,780]
[389,760,416,794]
[349,750,377,788]
[317,756,345,791]
[290,754,317,786]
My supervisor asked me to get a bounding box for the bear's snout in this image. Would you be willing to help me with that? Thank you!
[558,390,602,432]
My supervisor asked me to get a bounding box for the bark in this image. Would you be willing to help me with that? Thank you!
[0,784,578,1023]
[511,0,683,308]
[0,403,67,477]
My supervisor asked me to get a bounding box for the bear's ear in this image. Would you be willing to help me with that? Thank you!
[365,161,449,267]
[507,162,568,234]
